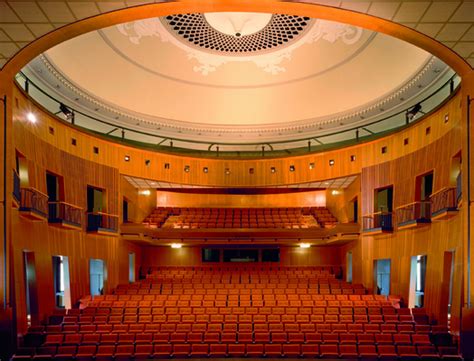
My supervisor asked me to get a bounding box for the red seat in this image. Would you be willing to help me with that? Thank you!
[134,344,153,360]
[339,344,358,359]
[227,344,246,357]
[358,344,378,360]
[190,344,208,358]
[378,345,398,361]
[75,345,96,361]
[283,344,301,357]
[301,344,319,358]
[172,344,190,358]
[114,345,135,361]
[209,344,227,358]
[394,334,412,345]
[187,332,203,343]
[221,332,237,343]
[246,344,264,357]
[264,344,282,358]
[398,345,419,361]
[271,332,287,343]
[95,345,115,361]
[320,344,339,359]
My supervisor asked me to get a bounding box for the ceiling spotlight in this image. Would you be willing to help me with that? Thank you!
[26,112,37,123]
[171,243,182,249]
[299,243,311,248]
[58,103,75,123]
[124,155,130,162]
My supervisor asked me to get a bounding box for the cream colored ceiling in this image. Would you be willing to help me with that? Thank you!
[0,0,473,70]
[34,17,434,129]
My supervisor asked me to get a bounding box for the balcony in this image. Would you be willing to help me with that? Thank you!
[430,187,459,221]
[396,201,431,230]
[87,212,119,234]
[12,170,20,207]
[48,201,83,230]
[362,212,393,234]
[19,187,48,221]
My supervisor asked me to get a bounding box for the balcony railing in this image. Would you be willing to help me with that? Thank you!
[430,187,458,217]
[12,170,21,205]
[19,187,49,219]
[87,212,119,233]
[396,201,431,228]
[362,212,393,233]
[456,172,462,204]
[48,201,83,228]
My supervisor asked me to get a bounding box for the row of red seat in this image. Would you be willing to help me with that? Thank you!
[64,314,417,326]
[17,343,459,360]
[46,323,424,335]
[44,331,433,346]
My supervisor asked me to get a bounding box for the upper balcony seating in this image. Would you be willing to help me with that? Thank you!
[142,207,338,229]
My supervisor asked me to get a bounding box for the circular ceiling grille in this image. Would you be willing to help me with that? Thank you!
[162,13,312,54]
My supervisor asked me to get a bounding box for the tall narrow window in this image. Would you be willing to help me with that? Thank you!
[129,253,135,283]
[375,259,391,296]
[90,259,105,296]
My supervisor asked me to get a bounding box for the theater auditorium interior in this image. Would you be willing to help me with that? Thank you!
[1,0,474,360]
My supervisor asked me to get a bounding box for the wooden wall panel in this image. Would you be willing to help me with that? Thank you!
[154,190,326,208]
[120,177,157,223]
[326,177,361,223]
[12,210,141,333]
[12,86,461,188]
[140,245,343,269]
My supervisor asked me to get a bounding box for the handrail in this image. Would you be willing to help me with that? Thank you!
[430,186,456,198]
[362,212,393,230]
[19,187,49,217]
[12,169,20,203]
[48,200,83,209]
[430,187,458,214]
[395,200,431,210]
[15,70,461,157]
[48,201,83,226]
[86,211,119,218]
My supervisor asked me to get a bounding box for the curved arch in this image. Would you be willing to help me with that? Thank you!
[0,0,472,79]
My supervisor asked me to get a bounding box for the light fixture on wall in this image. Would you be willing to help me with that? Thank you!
[406,103,424,123]
[171,243,183,249]
[139,190,151,196]
[289,165,295,172]
[329,160,335,166]
[299,243,311,248]
[26,112,37,123]
[58,103,75,123]
[124,155,130,162]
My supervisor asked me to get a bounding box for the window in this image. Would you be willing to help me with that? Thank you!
[202,249,220,262]
[223,249,258,262]
[262,249,280,262]
[375,186,393,213]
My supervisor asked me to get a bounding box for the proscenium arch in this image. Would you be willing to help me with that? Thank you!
[0,0,472,80]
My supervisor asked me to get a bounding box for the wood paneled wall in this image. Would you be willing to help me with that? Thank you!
[12,85,461,188]
[326,177,361,224]
[140,245,343,269]
[120,177,157,223]
[154,190,326,209]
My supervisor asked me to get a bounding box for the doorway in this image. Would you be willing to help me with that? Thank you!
[47,172,64,220]
[439,251,455,326]
[52,256,71,309]
[24,251,39,326]
[409,255,427,308]
[89,259,105,296]
[374,259,391,296]
[346,251,353,283]
[129,253,135,283]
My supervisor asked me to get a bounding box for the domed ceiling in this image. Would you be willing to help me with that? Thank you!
[24,12,452,146]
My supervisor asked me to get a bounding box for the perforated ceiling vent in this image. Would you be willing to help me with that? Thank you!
[162,13,312,54]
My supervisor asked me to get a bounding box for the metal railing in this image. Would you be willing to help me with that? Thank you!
[456,172,462,204]
[19,187,48,218]
[48,201,83,228]
[430,187,458,216]
[362,212,393,231]
[14,71,461,157]
[12,170,20,204]
[396,201,431,226]
[87,212,119,233]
